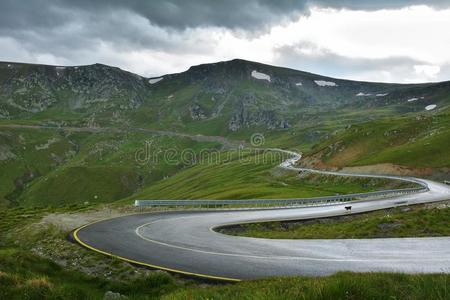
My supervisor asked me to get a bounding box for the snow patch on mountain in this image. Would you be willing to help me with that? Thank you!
[315,80,337,87]
[149,77,163,84]
[251,70,271,82]
[425,104,436,111]
[356,92,372,96]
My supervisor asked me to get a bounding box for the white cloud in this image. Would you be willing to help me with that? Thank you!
[268,6,450,64]
[264,5,450,82]
[414,65,441,78]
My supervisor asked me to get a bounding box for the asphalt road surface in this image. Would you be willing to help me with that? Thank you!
[74,151,450,281]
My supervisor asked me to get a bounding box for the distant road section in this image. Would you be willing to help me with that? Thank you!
[0,124,243,149]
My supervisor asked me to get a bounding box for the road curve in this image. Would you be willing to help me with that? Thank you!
[74,150,450,281]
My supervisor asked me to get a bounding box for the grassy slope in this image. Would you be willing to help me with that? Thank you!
[123,150,413,203]
[220,202,450,239]
[20,166,141,207]
[0,248,181,300]
[1,123,419,208]
[0,204,186,299]
[2,108,449,208]
[0,126,221,207]
[164,272,449,300]
[0,246,448,300]
[1,126,411,208]
[305,110,450,168]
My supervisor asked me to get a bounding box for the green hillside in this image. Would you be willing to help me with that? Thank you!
[0,59,449,209]
[127,150,414,203]
[302,108,450,169]
[0,125,221,207]
[2,59,449,136]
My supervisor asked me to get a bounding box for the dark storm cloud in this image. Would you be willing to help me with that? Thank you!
[0,1,303,32]
[1,0,448,54]
[1,0,449,32]
[0,0,449,79]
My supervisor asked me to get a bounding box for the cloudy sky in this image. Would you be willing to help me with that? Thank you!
[1,0,450,83]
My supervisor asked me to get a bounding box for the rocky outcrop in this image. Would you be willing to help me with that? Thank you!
[228,97,290,131]
[189,103,207,120]
[0,145,16,161]
[0,62,149,116]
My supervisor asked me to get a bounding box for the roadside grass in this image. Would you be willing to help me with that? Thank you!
[0,247,182,300]
[0,204,190,299]
[0,203,94,241]
[219,201,450,239]
[1,247,448,300]
[163,272,449,300]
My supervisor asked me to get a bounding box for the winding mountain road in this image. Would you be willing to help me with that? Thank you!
[74,150,450,281]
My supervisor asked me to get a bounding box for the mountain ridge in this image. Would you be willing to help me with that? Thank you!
[2,58,449,85]
[0,59,449,134]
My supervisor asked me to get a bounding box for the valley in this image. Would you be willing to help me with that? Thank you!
[1,59,449,209]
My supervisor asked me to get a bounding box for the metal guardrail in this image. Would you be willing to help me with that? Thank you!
[135,187,428,208]
[134,149,430,209]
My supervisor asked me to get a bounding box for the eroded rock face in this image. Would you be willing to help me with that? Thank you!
[226,91,291,131]
[0,145,16,161]
[189,103,207,120]
[228,108,290,131]
[0,62,149,115]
